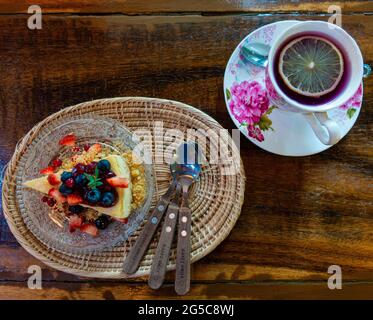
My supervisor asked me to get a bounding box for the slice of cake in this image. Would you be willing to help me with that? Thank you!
[24,154,132,219]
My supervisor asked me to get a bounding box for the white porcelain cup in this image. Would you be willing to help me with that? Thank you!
[265,21,363,145]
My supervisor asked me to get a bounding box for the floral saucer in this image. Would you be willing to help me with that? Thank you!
[224,20,363,156]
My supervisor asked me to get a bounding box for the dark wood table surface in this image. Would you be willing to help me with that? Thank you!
[0,1,372,300]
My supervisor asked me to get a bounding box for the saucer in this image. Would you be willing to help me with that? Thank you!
[224,20,363,156]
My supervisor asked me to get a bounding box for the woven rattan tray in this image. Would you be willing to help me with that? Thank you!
[2,97,245,278]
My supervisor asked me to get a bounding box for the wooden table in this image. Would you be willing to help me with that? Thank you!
[0,1,372,300]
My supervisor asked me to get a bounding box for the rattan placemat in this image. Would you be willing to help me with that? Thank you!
[2,97,245,278]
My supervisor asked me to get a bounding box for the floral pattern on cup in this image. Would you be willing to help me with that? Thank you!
[338,84,363,119]
[226,80,275,142]
[262,24,277,44]
[265,67,281,103]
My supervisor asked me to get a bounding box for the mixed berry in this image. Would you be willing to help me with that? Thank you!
[38,135,129,237]
[59,160,119,208]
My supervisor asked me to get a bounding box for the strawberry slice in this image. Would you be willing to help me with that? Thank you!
[47,174,61,186]
[112,217,128,224]
[59,134,77,147]
[67,194,83,205]
[106,177,129,188]
[40,166,55,175]
[69,214,84,230]
[80,223,98,237]
[48,188,67,203]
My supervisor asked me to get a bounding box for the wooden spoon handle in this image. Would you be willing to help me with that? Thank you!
[122,196,170,275]
[148,202,179,289]
[175,206,192,295]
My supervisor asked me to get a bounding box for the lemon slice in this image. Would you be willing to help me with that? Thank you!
[279,36,344,97]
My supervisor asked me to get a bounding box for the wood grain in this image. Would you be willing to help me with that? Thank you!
[0,1,372,14]
[0,14,371,164]
[3,281,373,300]
[0,12,372,299]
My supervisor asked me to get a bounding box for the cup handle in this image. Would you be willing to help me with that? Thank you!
[303,112,342,145]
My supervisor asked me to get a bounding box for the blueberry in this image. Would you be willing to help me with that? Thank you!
[74,174,88,186]
[95,215,109,230]
[59,184,73,196]
[101,192,115,207]
[85,188,101,204]
[61,171,73,182]
[97,159,111,172]
[68,205,84,214]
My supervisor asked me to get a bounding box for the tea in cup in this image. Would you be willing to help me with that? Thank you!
[265,21,364,145]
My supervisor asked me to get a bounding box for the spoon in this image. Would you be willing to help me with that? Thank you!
[239,42,270,68]
[148,143,202,290]
[122,168,178,275]
[239,42,372,78]
[173,142,202,295]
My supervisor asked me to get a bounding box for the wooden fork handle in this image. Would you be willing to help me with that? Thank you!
[175,206,192,295]
[148,202,179,289]
[122,196,169,275]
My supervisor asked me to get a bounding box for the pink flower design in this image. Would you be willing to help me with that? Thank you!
[229,80,270,125]
[248,125,264,142]
[339,84,363,110]
[263,25,276,44]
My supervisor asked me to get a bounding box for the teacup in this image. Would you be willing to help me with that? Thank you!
[265,21,364,145]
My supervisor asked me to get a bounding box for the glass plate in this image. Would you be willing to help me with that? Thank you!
[15,115,155,254]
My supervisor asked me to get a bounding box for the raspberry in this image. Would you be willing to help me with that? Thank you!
[52,158,62,167]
